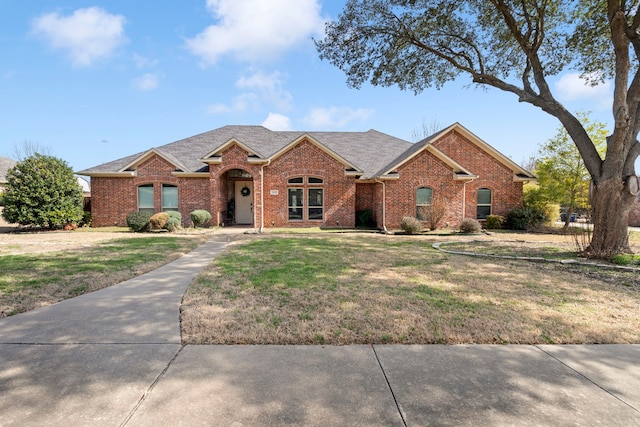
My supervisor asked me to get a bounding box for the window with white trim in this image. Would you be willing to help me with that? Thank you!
[138,184,154,213]
[287,176,324,221]
[477,188,492,219]
[162,184,178,212]
[416,187,433,220]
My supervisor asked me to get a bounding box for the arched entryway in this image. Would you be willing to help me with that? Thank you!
[221,169,254,225]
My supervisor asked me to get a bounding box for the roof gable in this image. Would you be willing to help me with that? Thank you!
[269,134,363,174]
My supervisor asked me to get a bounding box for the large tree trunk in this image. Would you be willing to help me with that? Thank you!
[586,177,634,258]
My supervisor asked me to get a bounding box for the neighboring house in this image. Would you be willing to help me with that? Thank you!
[0,157,17,192]
[78,123,536,230]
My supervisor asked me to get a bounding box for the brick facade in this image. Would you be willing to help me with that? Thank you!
[85,124,532,230]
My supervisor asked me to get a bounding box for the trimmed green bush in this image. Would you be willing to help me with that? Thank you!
[400,216,423,234]
[505,206,545,230]
[459,218,482,233]
[190,209,212,228]
[149,212,170,230]
[165,216,181,232]
[126,211,152,232]
[485,215,504,230]
[165,211,182,222]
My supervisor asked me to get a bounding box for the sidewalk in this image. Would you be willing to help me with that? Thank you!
[1,231,639,426]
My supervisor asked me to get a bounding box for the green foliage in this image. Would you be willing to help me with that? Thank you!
[485,215,504,230]
[400,216,422,234]
[459,218,481,234]
[356,208,376,228]
[190,209,212,228]
[534,113,608,225]
[505,207,545,230]
[126,211,152,232]
[80,211,93,227]
[0,191,5,206]
[149,212,169,230]
[165,211,182,222]
[165,216,181,232]
[1,154,84,228]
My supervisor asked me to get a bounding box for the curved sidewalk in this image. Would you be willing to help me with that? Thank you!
[0,231,639,426]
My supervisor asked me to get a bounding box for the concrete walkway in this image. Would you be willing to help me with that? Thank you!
[1,231,640,426]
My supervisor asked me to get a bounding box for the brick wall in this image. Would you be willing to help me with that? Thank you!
[384,149,466,229]
[263,139,356,227]
[432,130,524,220]
[91,155,209,227]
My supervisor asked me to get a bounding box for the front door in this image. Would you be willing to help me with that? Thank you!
[234,181,253,224]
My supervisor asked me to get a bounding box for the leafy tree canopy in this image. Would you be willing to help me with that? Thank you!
[2,154,84,228]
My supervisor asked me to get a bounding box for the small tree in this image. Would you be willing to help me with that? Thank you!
[2,154,83,228]
[535,113,607,229]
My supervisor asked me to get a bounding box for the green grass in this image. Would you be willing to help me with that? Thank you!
[0,236,206,317]
[182,234,640,345]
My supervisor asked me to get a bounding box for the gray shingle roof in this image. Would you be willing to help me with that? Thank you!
[78,126,413,179]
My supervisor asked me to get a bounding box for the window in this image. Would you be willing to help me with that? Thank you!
[416,187,433,220]
[162,185,178,211]
[308,188,324,220]
[287,176,324,221]
[288,188,303,220]
[477,188,492,219]
[138,184,154,213]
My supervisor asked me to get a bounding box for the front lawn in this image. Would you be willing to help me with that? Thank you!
[0,234,208,317]
[181,233,640,345]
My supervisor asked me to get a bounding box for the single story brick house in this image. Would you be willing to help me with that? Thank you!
[78,123,536,230]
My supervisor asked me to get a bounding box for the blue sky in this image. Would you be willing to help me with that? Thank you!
[1,0,616,173]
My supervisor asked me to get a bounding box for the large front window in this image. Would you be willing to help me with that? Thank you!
[477,188,492,219]
[288,177,324,221]
[138,184,154,213]
[162,185,178,211]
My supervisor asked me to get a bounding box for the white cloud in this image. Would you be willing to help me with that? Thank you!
[303,106,374,129]
[237,71,292,110]
[206,70,291,114]
[186,0,325,65]
[555,72,612,109]
[262,113,292,130]
[133,53,158,69]
[131,73,159,91]
[31,7,127,67]
[206,93,259,114]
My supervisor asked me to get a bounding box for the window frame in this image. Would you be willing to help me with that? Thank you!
[137,184,154,213]
[416,187,433,221]
[287,176,324,221]
[161,184,179,212]
[476,187,492,220]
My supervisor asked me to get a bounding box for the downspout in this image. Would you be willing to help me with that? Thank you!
[259,164,265,233]
[375,179,388,234]
[258,159,270,233]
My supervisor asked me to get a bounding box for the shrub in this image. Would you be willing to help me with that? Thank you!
[165,216,181,232]
[0,191,4,207]
[190,209,212,228]
[150,212,170,230]
[165,211,182,222]
[400,216,423,234]
[459,218,481,233]
[505,206,545,230]
[485,215,504,230]
[126,211,152,232]
[2,154,84,228]
[80,211,92,227]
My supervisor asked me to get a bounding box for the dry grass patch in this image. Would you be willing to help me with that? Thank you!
[0,232,210,317]
[181,233,640,345]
